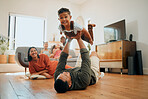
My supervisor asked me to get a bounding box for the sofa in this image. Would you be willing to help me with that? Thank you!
[15,47,78,74]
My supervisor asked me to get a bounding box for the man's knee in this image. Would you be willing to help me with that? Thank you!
[90,51,98,58]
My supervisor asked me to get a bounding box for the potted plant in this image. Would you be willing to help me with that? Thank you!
[0,35,9,63]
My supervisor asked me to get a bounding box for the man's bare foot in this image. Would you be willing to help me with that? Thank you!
[90,51,100,59]
[90,51,97,57]
[98,72,104,80]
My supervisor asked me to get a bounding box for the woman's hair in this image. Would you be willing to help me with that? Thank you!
[51,45,56,54]
[58,8,71,15]
[28,47,40,62]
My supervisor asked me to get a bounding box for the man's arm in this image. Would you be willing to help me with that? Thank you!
[54,38,72,80]
[77,35,86,49]
[58,38,72,66]
[73,32,91,84]
[62,38,72,54]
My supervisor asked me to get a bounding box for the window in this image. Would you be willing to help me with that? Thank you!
[8,14,47,50]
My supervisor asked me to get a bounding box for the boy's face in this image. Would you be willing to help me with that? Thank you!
[58,12,72,26]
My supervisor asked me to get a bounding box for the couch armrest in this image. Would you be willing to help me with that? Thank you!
[18,52,29,68]
[24,57,28,62]
[67,57,77,62]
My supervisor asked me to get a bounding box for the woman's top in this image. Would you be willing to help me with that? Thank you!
[29,54,72,76]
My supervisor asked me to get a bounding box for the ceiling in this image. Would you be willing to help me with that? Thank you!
[67,0,88,5]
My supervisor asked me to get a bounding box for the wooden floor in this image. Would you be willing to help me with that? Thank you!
[0,72,148,99]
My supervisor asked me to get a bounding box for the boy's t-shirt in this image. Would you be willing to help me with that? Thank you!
[58,21,83,35]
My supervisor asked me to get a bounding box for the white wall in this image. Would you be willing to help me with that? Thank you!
[0,0,81,41]
[1,0,148,74]
[81,0,148,74]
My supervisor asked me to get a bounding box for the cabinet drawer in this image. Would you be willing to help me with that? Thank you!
[100,61,122,68]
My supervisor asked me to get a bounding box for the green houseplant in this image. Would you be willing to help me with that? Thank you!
[0,35,9,63]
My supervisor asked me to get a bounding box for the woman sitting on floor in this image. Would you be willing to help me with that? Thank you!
[28,47,72,79]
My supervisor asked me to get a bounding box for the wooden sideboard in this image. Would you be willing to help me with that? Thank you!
[96,40,136,71]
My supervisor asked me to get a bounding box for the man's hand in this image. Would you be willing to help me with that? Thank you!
[71,32,82,40]
[65,35,73,43]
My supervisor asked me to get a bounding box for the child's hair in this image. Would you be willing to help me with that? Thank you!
[51,44,63,53]
[51,45,56,53]
[43,41,48,45]
[58,8,71,15]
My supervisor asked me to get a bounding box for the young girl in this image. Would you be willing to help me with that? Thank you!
[49,44,63,59]
[58,8,93,45]
[40,42,51,57]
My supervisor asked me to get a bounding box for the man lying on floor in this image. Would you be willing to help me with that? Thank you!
[54,32,103,93]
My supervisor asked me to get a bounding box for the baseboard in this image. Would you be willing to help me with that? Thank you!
[105,68,128,74]
[0,63,25,73]
[1,64,148,75]
[143,68,148,75]
[104,68,148,75]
